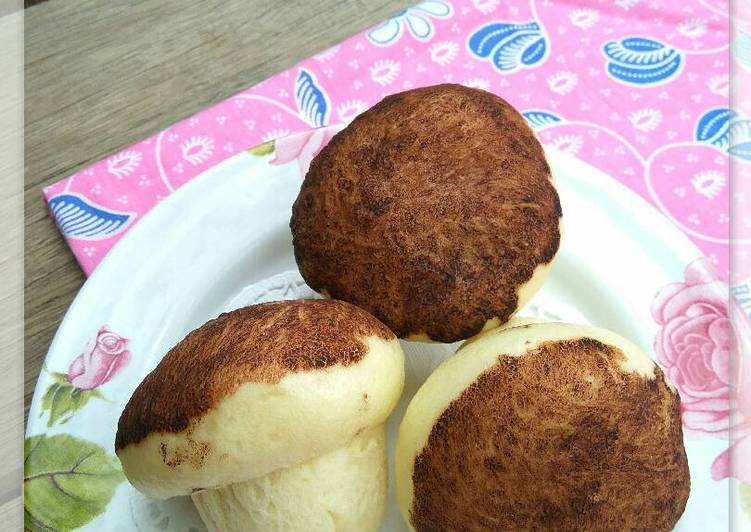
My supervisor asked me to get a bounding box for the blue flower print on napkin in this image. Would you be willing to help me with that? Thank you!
[367,1,453,47]
[468,21,548,73]
[602,36,683,86]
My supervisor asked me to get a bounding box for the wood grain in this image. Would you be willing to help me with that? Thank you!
[2,5,24,525]
[24,0,412,421]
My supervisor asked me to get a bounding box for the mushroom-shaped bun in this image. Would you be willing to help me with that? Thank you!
[291,84,561,343]
[116,300,405,532]
[395,321,690,531]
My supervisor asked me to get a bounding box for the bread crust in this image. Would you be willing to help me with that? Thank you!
[291,84,561,342]
[116,299,393,450]
[409,337,690,531]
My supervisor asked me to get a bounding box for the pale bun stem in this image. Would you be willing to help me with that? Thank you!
[192,426,388,532]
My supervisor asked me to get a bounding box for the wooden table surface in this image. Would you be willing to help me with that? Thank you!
[24,0,412,421]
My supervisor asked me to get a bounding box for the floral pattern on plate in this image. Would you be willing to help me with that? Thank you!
[39,327,130,427]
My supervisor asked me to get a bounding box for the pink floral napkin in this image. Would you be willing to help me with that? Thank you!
[42,0,748,286]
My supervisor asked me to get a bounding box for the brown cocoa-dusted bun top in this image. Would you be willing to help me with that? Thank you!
[116,299,394,450]
[291,84,561,343]
[395,323,690,532]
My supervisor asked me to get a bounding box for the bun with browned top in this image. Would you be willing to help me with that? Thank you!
[291,84,561,343]
[395,321,690,531]
[116,299,405,532]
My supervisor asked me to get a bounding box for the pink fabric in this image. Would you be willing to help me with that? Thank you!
[732,1,751,288]
[42,0,744,283]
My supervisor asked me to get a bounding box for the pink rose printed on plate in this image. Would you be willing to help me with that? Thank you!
[652,258,732,437]
[711,299,751,485]
[250,125,344,177]
[67,326,130,390]
[39,326,131,426]
[652,257,751,484]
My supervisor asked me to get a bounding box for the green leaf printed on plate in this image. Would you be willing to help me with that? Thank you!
[24,434,124,531]
[247,139,275,156]
[39,373,103,427]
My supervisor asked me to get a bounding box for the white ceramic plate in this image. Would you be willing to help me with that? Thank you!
[26,126,728,531]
